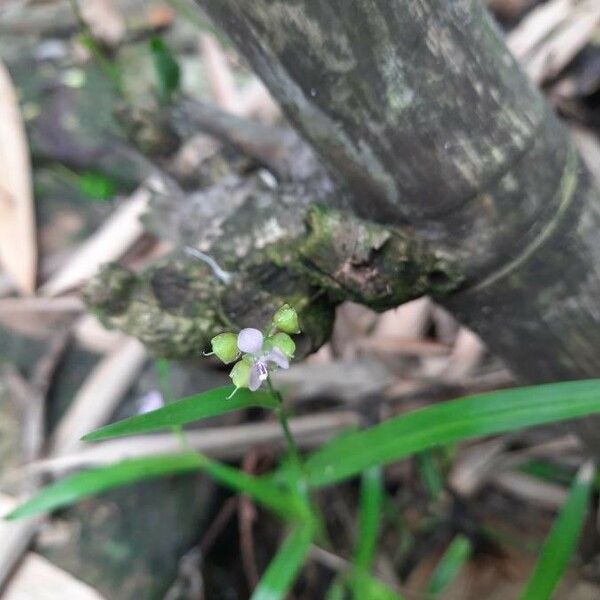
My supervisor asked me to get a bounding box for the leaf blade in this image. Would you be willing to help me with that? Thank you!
[354,466,383,573]
[6,451,302,521]
[250,525,313,600]
[426,535,472,597]
[304,379,600,487]
[347,571,405,600]
[150,37,181,101]
[5,453,203,520]
[82,385,276,441]
[519,461,595,600]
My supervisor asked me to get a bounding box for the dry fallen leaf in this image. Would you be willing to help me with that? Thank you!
[49,336,147,454]
[39,186,150,297]
[80,0,126,46]
[507,0,600,83]
[0,59,37,294]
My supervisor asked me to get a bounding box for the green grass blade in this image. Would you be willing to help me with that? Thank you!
[416,449,444,500]
[354,466,383,573]
[304,379,600,487]
[150,36,180,101]
[199,457,306,520]
[250,525,313,600]
[6,452,302,521]
[325,579,346,600]
[347,571,405,600]
[519,461,595,600]
[82,386,276,441]
[519,459,573,486]
[78,171,116,201]
[5,453,203,520]
[155,358,175,404]
[426,535,472,597]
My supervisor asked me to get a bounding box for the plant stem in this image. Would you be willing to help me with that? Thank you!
[155,359,189,450]
[267,377,302,467]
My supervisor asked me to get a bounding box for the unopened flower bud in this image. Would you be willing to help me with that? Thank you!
[229,358,251,389]
[266,332,296,359]
[210,332,239,364]
[272,304,300,334]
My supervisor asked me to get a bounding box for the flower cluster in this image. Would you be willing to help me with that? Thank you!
[209,304,300,394]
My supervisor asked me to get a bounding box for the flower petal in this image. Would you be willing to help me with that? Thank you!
[237,328,264,354]
[249,361,268,391]
[265,348,289,370]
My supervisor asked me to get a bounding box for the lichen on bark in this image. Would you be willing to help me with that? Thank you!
[85,193,463,359]
[289,205,462,309]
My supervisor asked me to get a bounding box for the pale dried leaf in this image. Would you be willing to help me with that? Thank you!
[507,0,573,59]
[200,33,242,114]
[0,494,40,586]
[508,0,600,83]
[492,471,568,509]
[4,549,105,600]
[356,337,450,357]
[444,328,486,381]
[449,438,509,497]
[238,79,282,122]
[73,314,126,353]
[39,187,150,297]
[50,337,147,454]
[0,59,37,294]
[0,296,83,338]
[80,0,126,46]
[374,297,432,340]
[524,6,600,82]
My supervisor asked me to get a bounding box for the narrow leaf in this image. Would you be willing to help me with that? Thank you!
[426,535,472,597]
[150,37,180,101]
[250,525,313,600]
[519,461,595,600]
[155,358,175,404]
[325,579,346,600]
[82,385,276,441]
[347,571,405,600]
[5,453,203,520]
[354,466,383,573]
[304,380,600,487]
[416,449,444,500]
[6,452,301,521]
[78,171,116,201]
[199,456,305,520]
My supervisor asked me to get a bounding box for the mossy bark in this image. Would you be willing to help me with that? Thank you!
[87,199,461,358]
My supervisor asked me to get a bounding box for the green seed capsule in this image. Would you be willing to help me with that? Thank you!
[210,332,239,364]
[229,359,251,389]
[267,332,296,358]
[272,304,300,334]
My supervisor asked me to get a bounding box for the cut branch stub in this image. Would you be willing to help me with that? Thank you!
[84,204,463,359]
[283,205,463,310]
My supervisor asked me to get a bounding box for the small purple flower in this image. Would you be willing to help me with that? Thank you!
[237,328,264,354]
[237,328,289,391]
